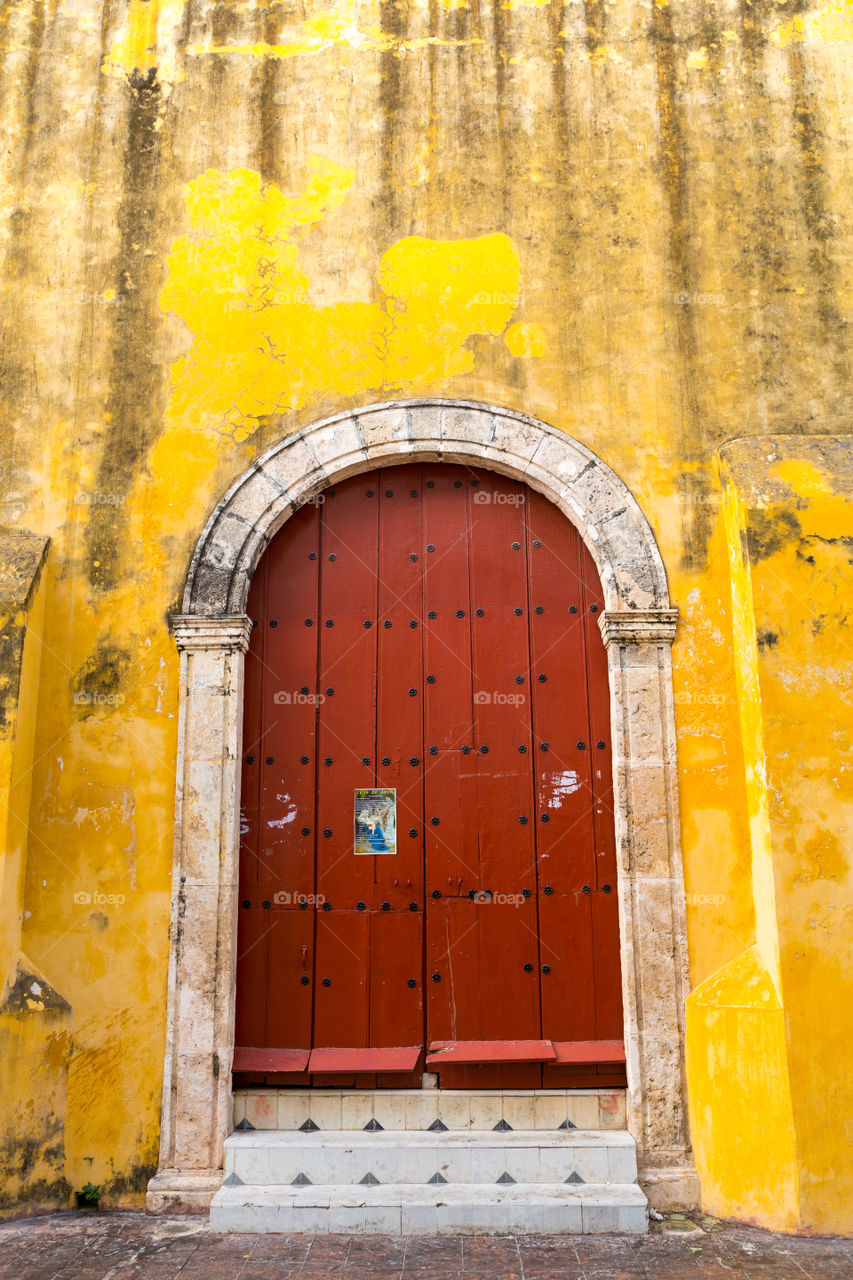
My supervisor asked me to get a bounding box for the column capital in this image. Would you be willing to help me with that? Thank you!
[171,614,252,653]
[599,608,679,648]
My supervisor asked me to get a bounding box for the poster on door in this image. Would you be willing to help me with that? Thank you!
[354,789,397,855]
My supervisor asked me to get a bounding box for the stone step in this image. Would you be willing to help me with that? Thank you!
[210,1180,648,1235]
[224,1129,638,1186]
[233,1087,627,1133]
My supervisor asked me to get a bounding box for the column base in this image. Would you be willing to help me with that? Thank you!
[639,1165,701,1212]
[147,1171,222,1214]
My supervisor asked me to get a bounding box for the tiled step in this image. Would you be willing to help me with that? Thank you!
[233,1088,627,1132]
[225,1129,638,1186]
[210,1180,649,1235]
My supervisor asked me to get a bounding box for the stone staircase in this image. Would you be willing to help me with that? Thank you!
[210,1090,647,1234]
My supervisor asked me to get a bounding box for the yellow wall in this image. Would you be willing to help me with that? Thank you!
[0,0,851,1228]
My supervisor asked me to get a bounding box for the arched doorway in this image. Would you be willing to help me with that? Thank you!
[234,463,625,1090]
[147,400,697,1214]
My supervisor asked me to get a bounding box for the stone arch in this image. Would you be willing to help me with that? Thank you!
[182,400,669,618]
[148,400,697,1215]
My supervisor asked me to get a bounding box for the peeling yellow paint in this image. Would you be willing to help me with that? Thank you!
[773,0,853,46]
[101,0,186,87]
[159,160,522,440]
[686,47,709,68]
[187,0,482,61]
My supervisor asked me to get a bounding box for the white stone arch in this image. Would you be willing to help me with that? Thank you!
[147,400,697,1214]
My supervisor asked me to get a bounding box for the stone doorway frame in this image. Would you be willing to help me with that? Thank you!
[147,400,697,1213]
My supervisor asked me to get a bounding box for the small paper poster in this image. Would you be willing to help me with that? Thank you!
[354,788,397,855]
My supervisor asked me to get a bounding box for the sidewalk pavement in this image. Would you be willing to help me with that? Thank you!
[1,1210,852,1279]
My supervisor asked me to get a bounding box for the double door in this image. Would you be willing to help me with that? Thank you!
[234,462,624,1088]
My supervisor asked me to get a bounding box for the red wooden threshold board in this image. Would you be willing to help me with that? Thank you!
[233,1047,310,1073]
[308,1047,422,1073]
[426,1040,557,1066]
[235,1041,625,1073]
[550,1040,626,1065]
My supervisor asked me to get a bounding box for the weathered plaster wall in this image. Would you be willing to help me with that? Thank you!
[688,437,853,1235]
[0,0,850,1228]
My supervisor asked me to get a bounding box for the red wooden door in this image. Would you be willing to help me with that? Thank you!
[233,463,625,1089]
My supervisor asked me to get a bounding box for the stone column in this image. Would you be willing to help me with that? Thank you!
[147,615,252,1213]
[599,609,699,1211]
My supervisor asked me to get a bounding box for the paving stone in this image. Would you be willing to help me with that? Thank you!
[0,1212,853,1279]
